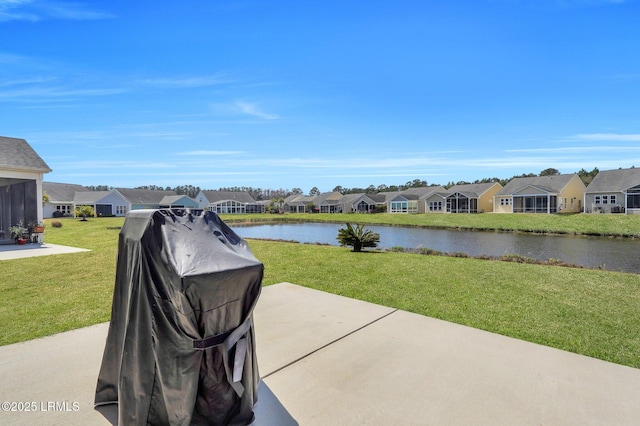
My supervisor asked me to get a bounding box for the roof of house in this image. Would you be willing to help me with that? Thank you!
[313,192,343,205]
[586,168,640,192]
[0,136,51,173]
[340,193,376,204]
[447,182,500,197]
[43,182,88,203]
[159,195,197,205]
[115,188,178,204]
[200,190,256,204]
[284,194,316,205]
[74,191,113,203]
[495,174,579,196]
[370,191,401,203]
[402,186,446,198]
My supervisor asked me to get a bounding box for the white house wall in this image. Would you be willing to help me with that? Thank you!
[95,192,129,216]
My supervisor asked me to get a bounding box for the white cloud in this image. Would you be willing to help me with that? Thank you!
[0,86,125,101]
[570,133,640,142]
[178,150,245,156]
[0,0,113,22]
[235,101,279,120]
[507,146,640,153]
[140,75,236,88]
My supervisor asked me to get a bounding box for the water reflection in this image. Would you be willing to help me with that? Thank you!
[233,222,640,274]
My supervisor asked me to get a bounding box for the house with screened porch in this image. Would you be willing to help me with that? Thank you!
[493,174,585,214]
[584,167,640,214]
[424,182,502,213]
[196,190,264,214]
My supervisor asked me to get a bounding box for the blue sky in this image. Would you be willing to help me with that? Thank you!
[2,0,640,194]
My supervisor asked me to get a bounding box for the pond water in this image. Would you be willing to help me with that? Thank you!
[233,222,640,274]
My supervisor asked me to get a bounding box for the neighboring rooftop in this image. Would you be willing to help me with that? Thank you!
[586,167,640,192]
[43,182,88,203]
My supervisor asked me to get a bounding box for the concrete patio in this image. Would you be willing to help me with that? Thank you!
[0,242,90,260]
[1,282,639,425]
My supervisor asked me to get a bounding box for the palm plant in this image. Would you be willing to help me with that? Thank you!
[337,223,380,252]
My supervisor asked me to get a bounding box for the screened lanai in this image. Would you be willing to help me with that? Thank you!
[446,192,478,213]
[513,194,558,213]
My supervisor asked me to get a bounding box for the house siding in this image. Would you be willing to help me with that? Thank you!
[557,175,586,213]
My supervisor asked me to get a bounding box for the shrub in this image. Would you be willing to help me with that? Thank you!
[337,223,380,252]
[75,205,95,220]
[51,220,63,228]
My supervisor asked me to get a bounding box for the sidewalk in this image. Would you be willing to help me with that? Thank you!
[1,282,639,425]
[0,243,89,260]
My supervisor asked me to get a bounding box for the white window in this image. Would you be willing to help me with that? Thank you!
[390,201,407,213]
[610,195,617,204]
[594,195,601,204]
[429,201,442,211]
[602,195,609,204]
[215,200,246,214]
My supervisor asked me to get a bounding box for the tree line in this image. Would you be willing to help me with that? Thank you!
[84,167,603,200]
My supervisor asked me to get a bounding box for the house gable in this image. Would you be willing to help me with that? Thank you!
[513,185,555,196]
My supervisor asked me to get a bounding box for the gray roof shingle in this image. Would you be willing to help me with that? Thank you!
[495,174,577,196]
[586,168,640,192]
[115,188,178,204]
[201,190,256,204]
[43,182,88,203]
[0,136,51,172]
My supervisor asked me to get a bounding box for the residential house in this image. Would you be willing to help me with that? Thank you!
[313,192,343,213]
[158,195,199,209]
[73,189,130,217]
[0,136,51,240]
[381,187,445,214]
[284,193,316,213]
[370,191,410,213]
[404,186,447,213]
[584,167,640,214]
[425,182,502,213]
[43,182,87,217]
[114,188,185,211]
[493,174,586,214]
[368,192,399,213]
[196,190,264,214]
[339,193,378,213]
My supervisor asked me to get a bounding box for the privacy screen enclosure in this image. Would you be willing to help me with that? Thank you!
[95,209,263,425]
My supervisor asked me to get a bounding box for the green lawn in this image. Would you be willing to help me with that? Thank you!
[1,214,639,370]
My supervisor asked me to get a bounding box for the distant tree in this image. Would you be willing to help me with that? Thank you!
[291,187,303,195]
[333,185,344,194]
[473,177,500,184]
[577,167,599,185]
[309,187,321,196]
[406,179,428,188]
[540,168,560,176]
[136,185,164,191]
[337,223,380,252]
[86,185,111,191]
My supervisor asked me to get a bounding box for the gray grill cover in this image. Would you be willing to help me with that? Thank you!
[95,209,263,425]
